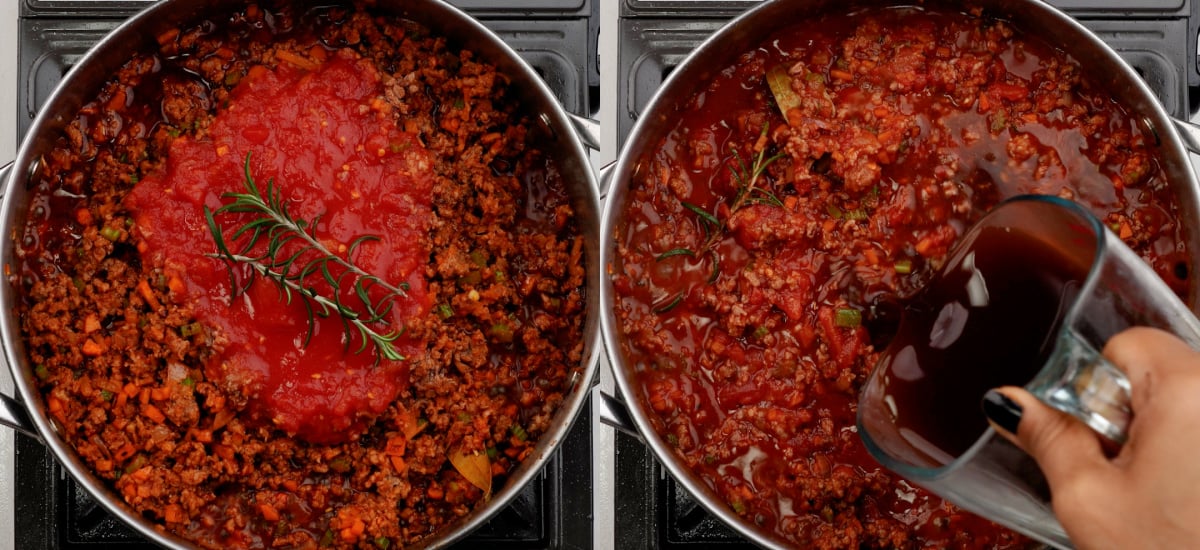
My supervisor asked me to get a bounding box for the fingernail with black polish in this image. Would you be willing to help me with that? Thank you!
[982,390,1023,435]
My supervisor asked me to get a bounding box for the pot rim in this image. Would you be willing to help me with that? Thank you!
[599,0,1200,547]
[0,1,602,548]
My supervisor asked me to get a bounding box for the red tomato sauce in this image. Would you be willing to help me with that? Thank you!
[614,6,1187,549]
[126,50,433,444]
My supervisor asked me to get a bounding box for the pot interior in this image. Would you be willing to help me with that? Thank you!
[601,0,1200,547]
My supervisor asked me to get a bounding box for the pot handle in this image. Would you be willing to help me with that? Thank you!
[0,394,39,441]
[1171,117,1200,154]
[0,162,42,441]
[595,389,642,440]
[566,112,600,152]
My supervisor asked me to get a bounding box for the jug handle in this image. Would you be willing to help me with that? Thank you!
[0,161,42,441]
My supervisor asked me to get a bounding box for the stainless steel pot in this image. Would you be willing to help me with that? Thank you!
[599,0,1200,548]
[0,0,602,548]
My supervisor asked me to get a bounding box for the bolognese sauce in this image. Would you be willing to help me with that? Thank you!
[16,2,586,548]
[613,5,1186,549]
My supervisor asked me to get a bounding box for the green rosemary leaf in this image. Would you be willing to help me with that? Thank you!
[707,249,721,283]
[681,201,719,226]
[656,248,696,261]
[653,293,684,314]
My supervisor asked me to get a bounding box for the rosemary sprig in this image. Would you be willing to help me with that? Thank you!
[662,123,784,275]
[652,123,784,313]
[204,152,408,362]
[727,129,786,213]
[687,122,785,245]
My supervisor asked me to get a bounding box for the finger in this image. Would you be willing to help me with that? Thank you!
[982,387,1113,485]
[1102,327,1200,412]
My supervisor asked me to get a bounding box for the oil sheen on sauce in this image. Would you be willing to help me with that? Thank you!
[125,50,433,444]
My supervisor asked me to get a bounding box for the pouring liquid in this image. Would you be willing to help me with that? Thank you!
[875,223,1092,463]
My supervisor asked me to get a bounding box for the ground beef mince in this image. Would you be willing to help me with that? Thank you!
[15,3,586,548]
[612,5,1187,550]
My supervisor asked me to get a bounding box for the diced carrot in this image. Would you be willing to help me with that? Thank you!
[873,107,889,118]
[115,391,128,410]
[143,404,166,424]
[190,429,213,443]
[163,504,185,524]
[338,516,365,542]
[113,443,137,461]
[81,338,105,357]
[389,455,407,473]
[426,484,445,500]
[166,275,185,296]
[94,459,114,472]
[978,93,990,112]
[992,82,1028,101]
[829,69,854,81]
[106,87,127,112]
[74,207,94,226]
[309,44,328,63]
[247,65,269,81]
[136,279,162,310]
[156,28,180,46]
[276,50,319,71]
[151,387,169,401]
[915,235,937,256]
[384,435,407,457]
[282,479,300,492]
[123,383,139,397]
[214,444,235,462]
[83,314,102,334]
[259,503,280,522]
[47,395,64,414]
[1119,222,1134,240]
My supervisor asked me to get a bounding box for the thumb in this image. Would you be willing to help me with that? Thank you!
[982,387,1113,486]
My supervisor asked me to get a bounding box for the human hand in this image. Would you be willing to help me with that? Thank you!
[982,327,1200,550]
